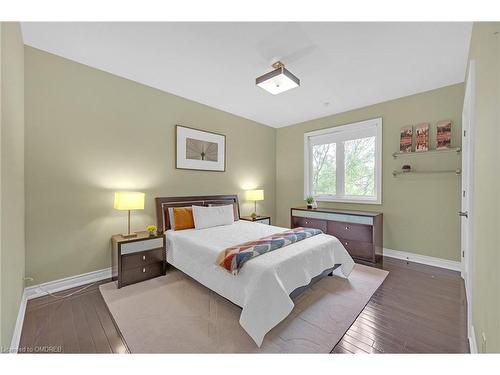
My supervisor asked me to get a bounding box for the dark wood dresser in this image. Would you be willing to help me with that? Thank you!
[111,231,166,288]
[290,207,383,263]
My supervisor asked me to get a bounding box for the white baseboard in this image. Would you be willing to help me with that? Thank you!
[383,248,462,271]
[24,267,112,300]
[469,325,478,353]
[9,267,112,353]
[9,290,28,353]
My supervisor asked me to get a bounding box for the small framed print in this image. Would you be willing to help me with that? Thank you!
[176,125,226,172]
[415,122,429,152]
[400,125,413,152]
[436,120,452,150]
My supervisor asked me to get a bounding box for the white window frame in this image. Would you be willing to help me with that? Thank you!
[304,117,382,204]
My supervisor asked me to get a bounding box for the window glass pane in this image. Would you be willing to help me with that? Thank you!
[312,143,336,195]
[344,136,375,196]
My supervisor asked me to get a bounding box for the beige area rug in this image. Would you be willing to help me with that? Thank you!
[100,264,388,353]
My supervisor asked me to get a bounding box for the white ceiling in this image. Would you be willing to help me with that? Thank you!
[21,22,472,128]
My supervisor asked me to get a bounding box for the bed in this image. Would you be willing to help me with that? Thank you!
[155,195,355,346]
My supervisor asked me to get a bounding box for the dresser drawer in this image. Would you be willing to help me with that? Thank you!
[291,216,327,232]
[121,248,164,271]
[338,238,374,261]
[328,221,373,242]
[120,237,164,255]
[121,262,164,287]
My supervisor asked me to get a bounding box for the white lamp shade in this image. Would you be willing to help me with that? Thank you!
[245,189,264,201]
[114,192,145,210]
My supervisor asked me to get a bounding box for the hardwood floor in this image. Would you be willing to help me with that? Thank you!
[18,257,469,354]
[332,257,469,353]
[19,280,129,353]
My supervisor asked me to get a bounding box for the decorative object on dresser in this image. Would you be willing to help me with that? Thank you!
[113,191,145,238]
[240,215,271,225]
[305,196,318,209]
[400,125,413,152]
[111,231,166,288]
[176,125,226,172]
[436,120,452,150]
[245,189,264,218]
[290,207,383,263]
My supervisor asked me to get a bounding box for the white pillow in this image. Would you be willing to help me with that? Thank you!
[192,204,234,230]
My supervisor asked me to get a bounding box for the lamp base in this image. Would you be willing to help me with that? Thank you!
[121,232,137,239]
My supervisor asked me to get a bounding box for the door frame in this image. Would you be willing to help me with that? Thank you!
[462,60,475,348]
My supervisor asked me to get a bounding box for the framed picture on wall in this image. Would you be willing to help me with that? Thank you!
[415,122,429,152]
[436,120,452,150]
[176,125,226,172]
[400,125,413,152]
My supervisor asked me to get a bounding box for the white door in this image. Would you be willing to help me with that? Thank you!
[461,60,475,338]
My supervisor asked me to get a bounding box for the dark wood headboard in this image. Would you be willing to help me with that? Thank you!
[155,194,240,232]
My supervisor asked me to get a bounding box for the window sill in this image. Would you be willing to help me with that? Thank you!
[314,196,382,205]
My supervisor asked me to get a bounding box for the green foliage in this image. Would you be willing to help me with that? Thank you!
[344,137,375,196]
[312,137,375,197]
[312,143,336,195]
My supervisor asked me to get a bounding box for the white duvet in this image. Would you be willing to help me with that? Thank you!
[165,220,354,346]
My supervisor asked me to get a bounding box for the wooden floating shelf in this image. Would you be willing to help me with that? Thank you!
[392,169,462,177]
[392,147,461,158]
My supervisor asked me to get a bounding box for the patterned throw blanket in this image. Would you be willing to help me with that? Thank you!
[216,227,323,274]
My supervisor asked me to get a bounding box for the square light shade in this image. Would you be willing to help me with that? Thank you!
[245,189,264,201]
[114,192,145,210]
[256,66,300,95]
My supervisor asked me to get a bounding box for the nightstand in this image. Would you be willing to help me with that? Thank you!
[240,215,271,225]
[111,231,166,288]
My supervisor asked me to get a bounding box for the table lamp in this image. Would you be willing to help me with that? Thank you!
[114,192,145,238]
[245,189,264,218]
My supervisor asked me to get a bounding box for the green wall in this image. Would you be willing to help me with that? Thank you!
[0,22,25,352]
[24,47,276,285]
[467,22,500,353]
[276,84,464,261]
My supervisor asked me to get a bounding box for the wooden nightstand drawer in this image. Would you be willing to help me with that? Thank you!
[121,262,164,287]
[122,248,164,271]
[120,237,163,255]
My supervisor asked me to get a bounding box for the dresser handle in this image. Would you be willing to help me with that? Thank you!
[305,221,309,224]
[142,255,146,261]
[345,226,350,230]
[344,242,349,245]
[142,268,146,273]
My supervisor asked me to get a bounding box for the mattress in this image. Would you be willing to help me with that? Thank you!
[165,220,354,346]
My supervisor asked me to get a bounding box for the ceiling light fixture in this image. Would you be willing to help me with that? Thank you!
[256,61,300,95]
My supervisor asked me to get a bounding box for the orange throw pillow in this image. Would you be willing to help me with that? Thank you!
[173,207,195,231]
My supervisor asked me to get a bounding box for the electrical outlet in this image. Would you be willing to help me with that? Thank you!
[481,332,487,352]
[23,276,34,284]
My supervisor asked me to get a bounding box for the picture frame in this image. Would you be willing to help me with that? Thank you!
[436,120,452,150]
[415,122,429,152]
[400,125,413,152]
[175,125,226,172]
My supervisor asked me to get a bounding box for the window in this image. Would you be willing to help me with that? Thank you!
[304,118,382,204]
